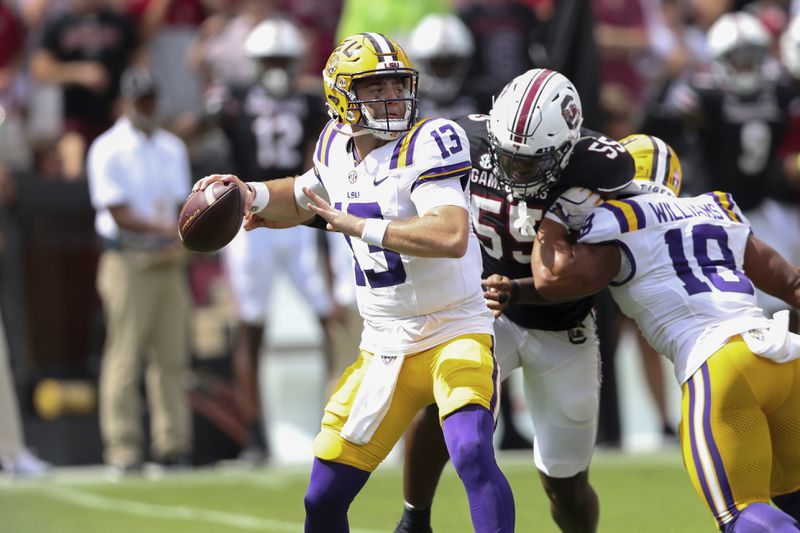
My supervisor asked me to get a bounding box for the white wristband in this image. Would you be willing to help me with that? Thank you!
[361,218,391,247]
[246,181,270,214]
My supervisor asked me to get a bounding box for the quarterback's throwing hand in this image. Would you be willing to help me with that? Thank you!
[302,186,360,236]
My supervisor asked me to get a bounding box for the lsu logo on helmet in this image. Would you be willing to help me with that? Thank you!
[322,33,419,140]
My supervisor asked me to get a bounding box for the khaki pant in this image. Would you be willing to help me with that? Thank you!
[0,309,24,458]
[97,250,191,465]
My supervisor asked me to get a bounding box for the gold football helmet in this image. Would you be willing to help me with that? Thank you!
[620,134,682,197]
[323,32,418,140]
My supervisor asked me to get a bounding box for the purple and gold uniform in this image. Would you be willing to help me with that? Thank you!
[579,191,800,529]
[295,117,496,472]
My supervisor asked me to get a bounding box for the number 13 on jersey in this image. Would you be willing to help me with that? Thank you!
[336,202,407,288]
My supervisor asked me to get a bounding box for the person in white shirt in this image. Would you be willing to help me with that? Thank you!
[194,32,514,533]
[87,66,193,474]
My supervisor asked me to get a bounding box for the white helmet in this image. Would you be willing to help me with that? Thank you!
[707,12,770,95]
[781,14,800,78]
[244,18,305,97]
[408,14,474,103]
[488,68,582,200]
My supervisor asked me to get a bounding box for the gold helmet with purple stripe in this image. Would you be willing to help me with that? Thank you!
[323,32,418,140]
[620,134,682,197]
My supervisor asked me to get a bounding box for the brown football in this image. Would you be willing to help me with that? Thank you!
[178,181,243,253]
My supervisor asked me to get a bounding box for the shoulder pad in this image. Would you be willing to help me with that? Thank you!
[704,191,749,225]
[396,118,472,190]
[578,198,645,243]
[559,136,634,194]
[314,120,345,168]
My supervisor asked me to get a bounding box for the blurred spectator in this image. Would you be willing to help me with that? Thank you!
[31,0,138,180]
[186,0,282,86]
[593,0,651,140]
[335,0,450,46]
[87,66,192,473]
[0,309,50,477]
[209,19,337,463]
[407,13,480,118]
[458,0,542,113]
[0,1,31,172]
[127,0,207,136]
[283,0,344,89]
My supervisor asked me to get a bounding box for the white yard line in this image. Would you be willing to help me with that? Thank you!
[42,486,385,533]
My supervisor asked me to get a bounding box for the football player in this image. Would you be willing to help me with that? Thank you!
[394,68,635,533]
[194,32,515,532]
[408,14,481,120]
[533,134,800,532]
[207,18,338,463]
[655,11,800,324]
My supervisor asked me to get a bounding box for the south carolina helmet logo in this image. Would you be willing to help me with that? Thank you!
[561,95,580,129]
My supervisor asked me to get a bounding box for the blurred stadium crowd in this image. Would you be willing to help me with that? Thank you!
[1,0,799,474]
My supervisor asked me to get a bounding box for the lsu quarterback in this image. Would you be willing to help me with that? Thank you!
[193,32,515,533]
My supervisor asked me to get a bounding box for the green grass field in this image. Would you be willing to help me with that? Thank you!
[0,449,712,533]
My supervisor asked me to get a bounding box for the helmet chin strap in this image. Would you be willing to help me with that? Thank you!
[512,200,536,237]
[336,126,374,138]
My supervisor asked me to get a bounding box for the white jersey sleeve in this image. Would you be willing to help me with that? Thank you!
[294,166,330,211]
[407,118,472,213]
[309,117,492,357]
[579,192,764,384]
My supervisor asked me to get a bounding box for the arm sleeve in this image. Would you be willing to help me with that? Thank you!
[410,178,469,215]
[407,118,472,214]
[294,166,329,211]
[576,205,623,244]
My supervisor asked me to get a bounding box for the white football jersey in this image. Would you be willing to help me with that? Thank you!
[579,192,769,384]
[295,118,493,357]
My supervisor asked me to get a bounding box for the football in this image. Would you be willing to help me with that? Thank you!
[178,181,243,253]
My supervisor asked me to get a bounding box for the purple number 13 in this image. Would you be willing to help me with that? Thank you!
[430,124,463,158]
[664,224,753,296]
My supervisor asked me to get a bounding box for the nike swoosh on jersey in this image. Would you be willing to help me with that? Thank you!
[373,175,391,186]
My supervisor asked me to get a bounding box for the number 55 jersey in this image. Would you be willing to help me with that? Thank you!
[296,117,493,357]
[578,191,767,384]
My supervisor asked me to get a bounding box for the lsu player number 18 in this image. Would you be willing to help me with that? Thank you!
[534,135,800,532]
[394,69,635,533]
[193,32,515,533]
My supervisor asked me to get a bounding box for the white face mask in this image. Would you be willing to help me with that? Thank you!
[260,68,291,98]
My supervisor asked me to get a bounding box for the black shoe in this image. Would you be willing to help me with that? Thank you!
[393,506,433,533]
[393,518,433,533]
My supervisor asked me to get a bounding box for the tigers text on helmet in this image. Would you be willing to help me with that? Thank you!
[707,12,770,95]
[244,18,305,97]
[488,69,582,200]
[781,14,800,79]
[323,33,418,140]
[620,134,682,197]
[408,14,474,103]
